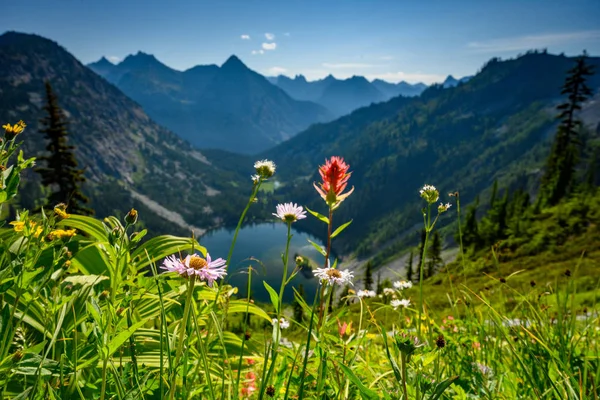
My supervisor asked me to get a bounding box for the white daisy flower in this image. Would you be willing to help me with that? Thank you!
[273,202,307,223]
[313,267,354,286]
[272,317,290,329]
[391,299,411,309]
[357,289,376,298]
[383,288,395,296]
[438,202,452,213]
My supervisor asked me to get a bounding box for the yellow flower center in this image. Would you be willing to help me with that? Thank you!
[188,256,208,270]
[326,269,342,279]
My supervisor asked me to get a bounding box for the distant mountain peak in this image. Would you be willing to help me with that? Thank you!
[120,51,163,68]
[222,55,247,70]
[91,56,114,67]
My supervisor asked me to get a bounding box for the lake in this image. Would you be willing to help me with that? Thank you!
[198,223,330,303]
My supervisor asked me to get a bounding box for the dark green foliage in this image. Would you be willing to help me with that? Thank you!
[539,53,595,206]
[35,81,93,215]
[406,251,414,282]
[292,284,305,323]
[427,231,443,278]
[417,229,426,281]
[461,196,480,250]
[363,261,374,291]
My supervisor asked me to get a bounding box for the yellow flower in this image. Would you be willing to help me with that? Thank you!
[3,120,26,139]
[33,225,43,238]
[48,229,77,240]
[54,204,70,219]
[10,221,25,232]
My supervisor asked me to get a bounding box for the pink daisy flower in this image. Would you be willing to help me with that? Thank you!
[161,253,227,286]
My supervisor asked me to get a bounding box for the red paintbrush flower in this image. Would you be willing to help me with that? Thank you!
[314,156,354,207]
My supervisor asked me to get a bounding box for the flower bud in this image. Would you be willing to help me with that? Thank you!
[125,208,138,225]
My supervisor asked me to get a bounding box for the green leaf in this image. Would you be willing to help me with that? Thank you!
[107,319,149,357]
[331,219,352,239]
[59,215,109,243]
[263,281,280,314]
[132,235,206,272]
[338,363,380,400]
[307,239,326,257]
[227,300,272,322]
[305,207,329,224]
[428,376,459,400]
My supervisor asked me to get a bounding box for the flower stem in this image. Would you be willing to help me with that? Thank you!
[169,277,195,400]
[235,265,253,397]
[297,287,321,399]
[317,207,333,330]
[259,222,292,400]
[418,204,431,338]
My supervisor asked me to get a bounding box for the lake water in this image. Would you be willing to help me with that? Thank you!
[198,223,329,303]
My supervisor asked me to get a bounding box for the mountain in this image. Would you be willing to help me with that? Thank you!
[0,31,248,234]
[260,52,600,258]
[272,74,427,116]
[442,74,473,88]
[88,54,332,154]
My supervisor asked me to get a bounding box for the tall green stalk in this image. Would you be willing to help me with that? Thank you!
[297,288,321,399]
[169,277,196,400]
[418,204,431,338]
[235,265,253,398]
[259,222,293,400]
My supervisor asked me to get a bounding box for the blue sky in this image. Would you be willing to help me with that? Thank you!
[2,0,599,84]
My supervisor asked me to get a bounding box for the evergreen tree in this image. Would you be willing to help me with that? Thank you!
[461,196,480,249]
[292,284,305,323]
[35,81,93,215]
[363,261,374,290]
[539,52,594,206]
[427,231,443,278]
[406,250,414,281]
[376,272,382,295]
[489,179,498,208]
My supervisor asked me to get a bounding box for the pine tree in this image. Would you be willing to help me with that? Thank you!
[363,261,374,290]
[461,196,480,249]
[376,272,382,295]
[427,231,443,278]
[292,284,305,324]
[539,52,594,206]
[35,81,93,216]
[406,250,414,281]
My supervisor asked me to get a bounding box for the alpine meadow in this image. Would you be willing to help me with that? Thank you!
[1,1,600,399]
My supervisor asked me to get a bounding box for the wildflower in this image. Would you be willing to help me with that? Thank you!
[313,156,354,207]
[272,317,290,329]
[10,220,42,238]
[10,221,25,232]
[475,362,492,375]
[313,267,354,286]
[419,184,439,204]
[391,299,411,309]
[436,334,446,349]
[437,202,452,213]
[273,202,307,223]
[266,386,276,397]
[295,256,304,265]
[393,280,413,290]
[250,174,261,184]
[337,320,353,337]
[357,289,376,298]
[3,120,26,140]
[125,208,138,225]
[161,253,227,286]
[383,288,395,296]
[254,159,276,179]
[48,229,77,240]
[54,203,70,219]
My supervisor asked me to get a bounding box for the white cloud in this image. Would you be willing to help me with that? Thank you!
[265,32,275,41]
[266,66,287,75]
[322,62,378,69]
[107,55,121,63]
[380,55,395,61]
[467,30,600,53]
[251,49,265,55]
[241,34,251,40]
[262,42,277,51]
[364,71,446,85]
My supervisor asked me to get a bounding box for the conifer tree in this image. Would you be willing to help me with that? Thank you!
[417,229,426,280]
[461,196,480,249]
[376,272,382,295]
[35,81,93,215]
[292,284,305,323]
[363,261,374,290]
[406,250,414,281]
[539,52,594,206]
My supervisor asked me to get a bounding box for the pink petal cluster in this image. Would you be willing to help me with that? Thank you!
[161,253,227,286]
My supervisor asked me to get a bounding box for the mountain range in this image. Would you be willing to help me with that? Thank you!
[88,53,333,154]
[258,52,600,259]
[268,74,428,116]
[0,31,249,234]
